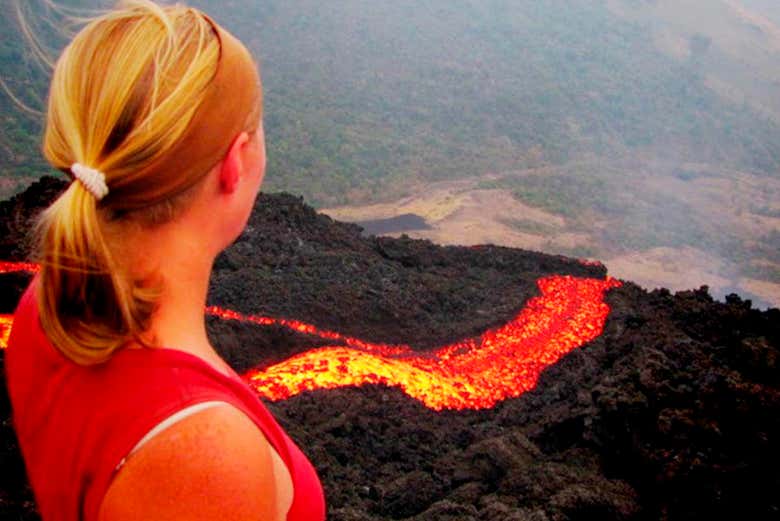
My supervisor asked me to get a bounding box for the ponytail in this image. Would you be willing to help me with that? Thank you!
[36,180,159,364]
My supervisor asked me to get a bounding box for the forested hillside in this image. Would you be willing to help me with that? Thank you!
[0,1,48,195]
[2,0,779,202]
[213,0,780,203]
[2,0,779,305]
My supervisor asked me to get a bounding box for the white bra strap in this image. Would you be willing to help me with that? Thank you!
[116,401,226,470]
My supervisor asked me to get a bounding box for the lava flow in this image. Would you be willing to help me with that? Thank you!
[1,261,620,410]
[239,275,620,410]
[0,261,39,274]
[0,315,12,352]
[0,262,37,351]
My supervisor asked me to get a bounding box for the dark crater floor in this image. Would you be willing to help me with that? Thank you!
[353,213,431,236]
[1,177,779,520]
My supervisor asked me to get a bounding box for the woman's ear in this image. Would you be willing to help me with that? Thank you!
[218,131,250,194]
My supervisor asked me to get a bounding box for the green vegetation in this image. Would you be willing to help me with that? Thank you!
[3,0,780,204]
[501,218,560,236]
[480,169,624,221]
[0,0,75,196]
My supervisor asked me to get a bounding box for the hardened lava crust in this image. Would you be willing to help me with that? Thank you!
[1,178,778,520]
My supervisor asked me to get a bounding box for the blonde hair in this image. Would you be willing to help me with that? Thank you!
[35,0,262,364]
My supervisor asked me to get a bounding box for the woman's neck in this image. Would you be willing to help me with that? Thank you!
[129,219,226,370]
[153,249,214,356]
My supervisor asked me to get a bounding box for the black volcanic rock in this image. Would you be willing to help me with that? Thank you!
[0,177,66,266]
[1,177,779,521]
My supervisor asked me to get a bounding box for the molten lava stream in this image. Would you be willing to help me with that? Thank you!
[0,262,38,351]
[241,275,621,410]
[0,261,39,274]
[0,260,621,411]
[0,315,12,352]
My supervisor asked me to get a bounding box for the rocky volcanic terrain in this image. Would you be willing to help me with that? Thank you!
[1,178,779,520]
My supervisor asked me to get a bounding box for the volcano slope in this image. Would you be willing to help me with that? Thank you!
[1,178,778,520]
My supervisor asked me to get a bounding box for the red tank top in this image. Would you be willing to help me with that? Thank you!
[5,281,326,521]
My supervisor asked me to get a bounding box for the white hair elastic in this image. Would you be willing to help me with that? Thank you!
[71,163,109,201]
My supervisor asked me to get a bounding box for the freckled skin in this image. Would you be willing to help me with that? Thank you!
[97,405,286,521]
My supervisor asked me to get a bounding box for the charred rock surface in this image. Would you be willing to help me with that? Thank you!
[1,178,778,520]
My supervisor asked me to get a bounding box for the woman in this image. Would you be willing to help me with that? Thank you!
[5,1,325,520]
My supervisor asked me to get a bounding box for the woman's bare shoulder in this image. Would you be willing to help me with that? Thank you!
[98,403,282,521]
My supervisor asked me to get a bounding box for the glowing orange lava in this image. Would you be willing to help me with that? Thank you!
[0,261,621,410]
[240,276,620,410]
[0,261,39,274]
[1,262,38,351]
[0,315,12,351]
